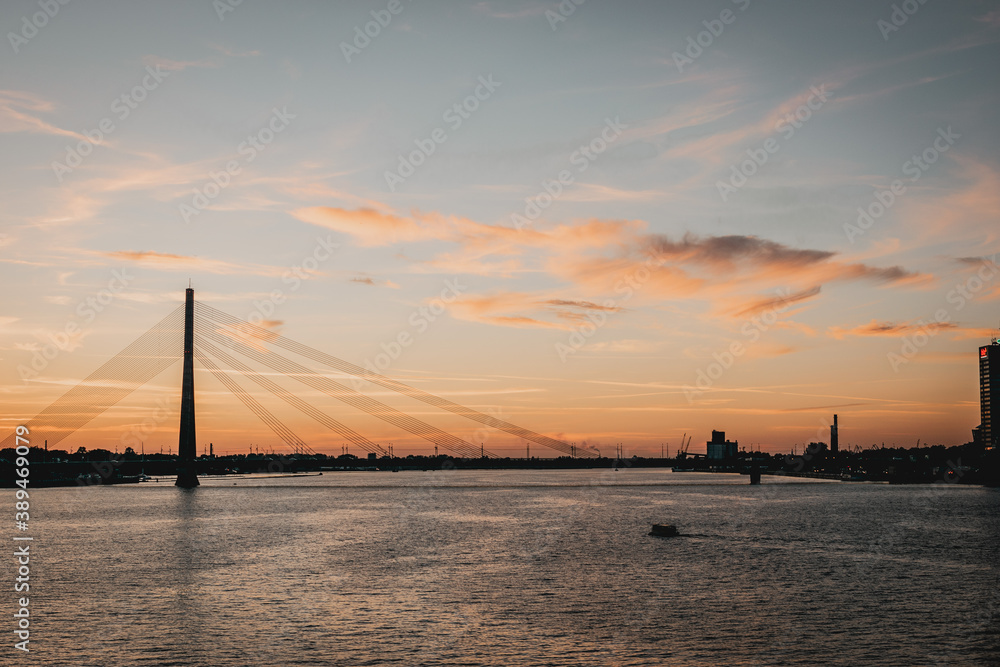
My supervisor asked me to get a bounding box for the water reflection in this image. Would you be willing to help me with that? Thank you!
[26,471,1000,665]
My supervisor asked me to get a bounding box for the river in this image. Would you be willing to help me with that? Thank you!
[19,469,1000,665]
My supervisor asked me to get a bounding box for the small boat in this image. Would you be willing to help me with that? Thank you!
[649,524,679,537]
[104,474,142,485]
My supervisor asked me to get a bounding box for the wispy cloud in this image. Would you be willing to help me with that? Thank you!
[448,292,573,330]
[0,90,86,140]
[101,250,294,278]
[558,183,667,203]
[349,275,399,288]
[727,286,822,318]
[447,292,624,330]
[828,319,957,339]
[978,8,1000,27]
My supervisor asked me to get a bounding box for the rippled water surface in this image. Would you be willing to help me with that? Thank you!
[22,470,1000,665]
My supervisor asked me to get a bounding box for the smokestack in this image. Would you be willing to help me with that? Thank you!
[830,414,839,454]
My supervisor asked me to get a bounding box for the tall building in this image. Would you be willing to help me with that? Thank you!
[706,430,738,460]
[980,339,1000,450]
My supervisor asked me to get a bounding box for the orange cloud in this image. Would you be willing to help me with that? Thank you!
[946,326,1000,341]
[828,319,958,339]
[954,258,1000,300]
[208,320,282,353]
[894,155,1000,246]
[295,204,932,332]
[648,234,831,271]
[101,250,292,278]
[645,234,927,289]
[551,232,926,313]
[294,207,436,246]
[109,250,189,262]
[293,206,642,254]
[448,292,626,330]
[727,286,822,319]
[545,299,621,312]
[350,276,399,288]
[549,253,705,300]
[447,293,558,329]
[482,315,565,329]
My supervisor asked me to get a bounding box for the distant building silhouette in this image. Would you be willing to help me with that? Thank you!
[706,430,738,460]
[980,339,1000,450]
[830,414,839,454]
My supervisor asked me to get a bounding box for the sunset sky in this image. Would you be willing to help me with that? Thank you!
[2,0,999,456]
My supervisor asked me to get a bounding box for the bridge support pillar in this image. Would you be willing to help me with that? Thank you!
[176,287,199,488]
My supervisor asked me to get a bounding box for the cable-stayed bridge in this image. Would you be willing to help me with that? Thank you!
[3,288,592,486]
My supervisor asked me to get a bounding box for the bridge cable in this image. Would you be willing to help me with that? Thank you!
[0,305,185,450]
[194,344,313,455]
[196,302,588,457]
[20,306,183,430]
[195,322,487,458]
[194,322,490,458]
[195,335,382,455]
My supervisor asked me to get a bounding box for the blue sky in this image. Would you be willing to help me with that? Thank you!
[2,0,999,455]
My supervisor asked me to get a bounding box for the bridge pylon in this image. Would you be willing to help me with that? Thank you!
[175,287,199,488]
